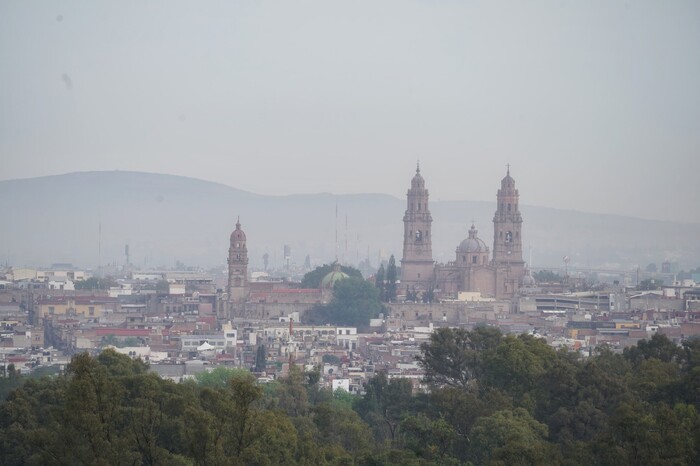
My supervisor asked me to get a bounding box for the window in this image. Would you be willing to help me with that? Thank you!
[508,203,511,212]
[472,256,477,264]
[89,306,95,316]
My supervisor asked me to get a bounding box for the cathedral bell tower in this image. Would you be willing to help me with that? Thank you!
[401,163,435,292]
[492,166,524,266]
[492,166,526,298]
[228,217,249,303]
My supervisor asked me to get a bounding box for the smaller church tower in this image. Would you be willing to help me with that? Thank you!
[492,166,524,266]
[228,217,249,303]
[492,166,526,298]
[401,162,435,292]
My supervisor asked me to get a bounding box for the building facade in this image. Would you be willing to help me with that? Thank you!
[227,218,249,303]
[401,165,527,300]
[400,163,436,292]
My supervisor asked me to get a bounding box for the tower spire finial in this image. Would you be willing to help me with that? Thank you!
[416,159,420,174]
[506,163,510,176]
[236,216,241,229]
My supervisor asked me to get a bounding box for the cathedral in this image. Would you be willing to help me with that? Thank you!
[401,164,527,300]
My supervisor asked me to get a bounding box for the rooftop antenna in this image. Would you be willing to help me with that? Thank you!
[98,220,102,276]
[335,199,339,262]
[344,214,348,265]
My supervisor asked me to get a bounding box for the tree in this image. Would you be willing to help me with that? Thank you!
[416,326,502,390]
[304,277,383,326]
[469,408,559,465]
[422,285,435,303]
[638,278,662,290]
[254,345,267,372]
[194,367,254,389]
[645,263,658,273]
[355,372,414,443]
[482,334,556,399]
[375,264,386,299]
[623,333,683,368]
[533,270,563,283]
[401,414,457,462]
[275,365,310,417]
[74,276,119,290]
[301,263,362,288]
[386,255,398,302]
[322,354,340,365]
[155,279,170,293]
[405,286,418,303]
[312,401,373,458]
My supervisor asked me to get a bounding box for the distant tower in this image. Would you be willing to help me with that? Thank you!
[492,165,525,297]
[492,165,524,265]
[228,217,249,302]
[401,162,435,292]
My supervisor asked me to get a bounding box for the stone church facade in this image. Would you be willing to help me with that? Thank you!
[401,164,527,300]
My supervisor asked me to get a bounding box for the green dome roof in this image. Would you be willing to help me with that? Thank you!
[321,263,348,289]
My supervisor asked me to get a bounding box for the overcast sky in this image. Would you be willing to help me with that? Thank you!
[1,1,698,223]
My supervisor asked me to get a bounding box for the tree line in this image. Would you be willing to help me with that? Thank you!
[2,329,700,465]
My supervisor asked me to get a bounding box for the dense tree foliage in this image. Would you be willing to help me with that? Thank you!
[413,327,700,464]
[305,277,384,326]
[2,333,700,465]
[638,278,663,290]
[74,276,119,290]
[300,263,362,288]
[678,266,700,280]
[385,255,398,302]
[532,269,564,283]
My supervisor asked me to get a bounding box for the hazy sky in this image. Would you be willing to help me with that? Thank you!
[1,1,699,223]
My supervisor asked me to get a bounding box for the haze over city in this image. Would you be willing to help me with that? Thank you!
[2,1,699,223]
[3,4,700,465]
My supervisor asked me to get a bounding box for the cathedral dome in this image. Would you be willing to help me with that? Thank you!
[457,237,487,253]
[321,263,348,289]
[230,218,246,242]
[501,165,515,190]
[457,224,488,253]
[411,162,425,189]
[521,272,536,287]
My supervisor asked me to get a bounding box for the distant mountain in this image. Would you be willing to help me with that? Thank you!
[1,171,698,272]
